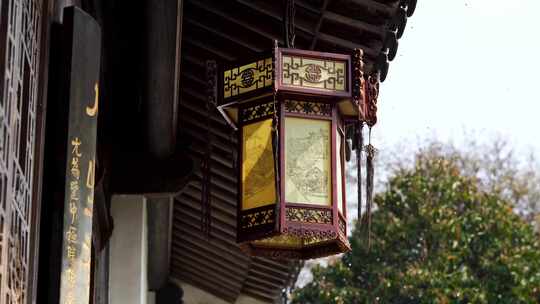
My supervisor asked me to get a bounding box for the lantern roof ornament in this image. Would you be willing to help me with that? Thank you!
[207,41,379,259]
[216,44,371,130]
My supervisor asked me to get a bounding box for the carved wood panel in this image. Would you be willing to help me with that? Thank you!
[0,0,42,302]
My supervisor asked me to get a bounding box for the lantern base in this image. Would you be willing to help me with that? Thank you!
[239,233,351,260]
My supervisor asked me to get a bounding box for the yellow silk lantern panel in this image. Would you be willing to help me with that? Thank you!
[241,119,277,210]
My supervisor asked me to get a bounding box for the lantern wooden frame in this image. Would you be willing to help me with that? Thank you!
[211,46,366,259]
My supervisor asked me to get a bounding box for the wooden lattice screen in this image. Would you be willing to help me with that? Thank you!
[0,0,43,302]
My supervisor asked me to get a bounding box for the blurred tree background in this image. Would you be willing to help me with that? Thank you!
[291,139,540,303]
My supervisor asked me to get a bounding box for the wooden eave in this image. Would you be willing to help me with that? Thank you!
[171,0,416,303]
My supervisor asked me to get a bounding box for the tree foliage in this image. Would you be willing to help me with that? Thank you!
[292,146,540,304]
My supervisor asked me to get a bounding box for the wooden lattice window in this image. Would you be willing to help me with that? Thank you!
[0,0,43,302]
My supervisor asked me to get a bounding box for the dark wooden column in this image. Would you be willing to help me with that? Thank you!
[144,0,184,159]
[147,195,174,291]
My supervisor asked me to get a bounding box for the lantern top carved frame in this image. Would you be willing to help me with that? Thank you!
[209,45,368,260]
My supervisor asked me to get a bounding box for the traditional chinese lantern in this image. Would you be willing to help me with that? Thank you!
[208,44,369,259]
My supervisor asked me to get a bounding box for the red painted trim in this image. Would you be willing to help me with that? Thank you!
[331,105,340,235]
[285,203,332,210]
[338,123,347,237]
[278,85,351,99]
[279,100,286,234]
[285,222,336,231]
[279,47,351,62]
[236,111,244,242]
[283,112,332,121]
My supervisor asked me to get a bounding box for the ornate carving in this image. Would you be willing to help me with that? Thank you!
[339,217,347,236]
[241,208,275,229]
[366,73,380,127]
[241,69,255,87]
[286,207,332,224]
[241,102,274,123]
[241,226,352,260]
[284,100,332,117]
[304,64,322,82]
[206,60,218,107]
[224,58,273,98]
[283,227,337,246]
[281,55,346,92]
[352,48,366,113]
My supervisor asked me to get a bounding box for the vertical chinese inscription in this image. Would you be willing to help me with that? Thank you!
[59,7,101,304]
[62,136,96,304]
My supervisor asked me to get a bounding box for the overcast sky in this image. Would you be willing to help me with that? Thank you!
[376,0,540,156]
[299,0,540,283]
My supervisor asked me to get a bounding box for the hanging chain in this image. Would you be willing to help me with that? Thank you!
[362,72,380,251]
[202,60,218,238]
[272,41,282,222]
[356,121,364,222]
[364,127,377,251]
[284,0,296,48]
[272,40,280,147]
[230,130,237,172]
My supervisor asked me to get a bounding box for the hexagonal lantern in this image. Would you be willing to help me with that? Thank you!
[207,44,367,259]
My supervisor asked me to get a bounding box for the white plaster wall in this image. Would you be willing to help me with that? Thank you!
[179,283,229,304]
[236,294,268,304]
[178,281,268,304]
[109,195,148,304]
[148,291,156,304]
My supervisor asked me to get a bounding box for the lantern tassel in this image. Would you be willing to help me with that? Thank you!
[272,42,281,231]
[356,121,363,222]
[364,128,376,251]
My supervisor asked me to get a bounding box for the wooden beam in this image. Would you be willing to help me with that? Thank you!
[349,0,397,15]
[317,32,379,57]
[144,0,183,159]
[176,194,236,227]
[247,267,289,287]
[172,231,250,263]
[184,17,264,53]
[182,186,236,213]
[173,207,237,239]
[244,272,285,290]
[183,36,237,61]
[181,112,236,142]
[174,203,237,234]
[187,143,234,170]
[295,0,321,14]
[147,196,173,290]
[252,257,294,274]
[236,0,316,35]
[323,11,384,37]
[183,183,237,209]
[171,270,239,302]
[171,258,244,290]
[310,0,330,50]
[188,0,283,43]
[172,250,247,278]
